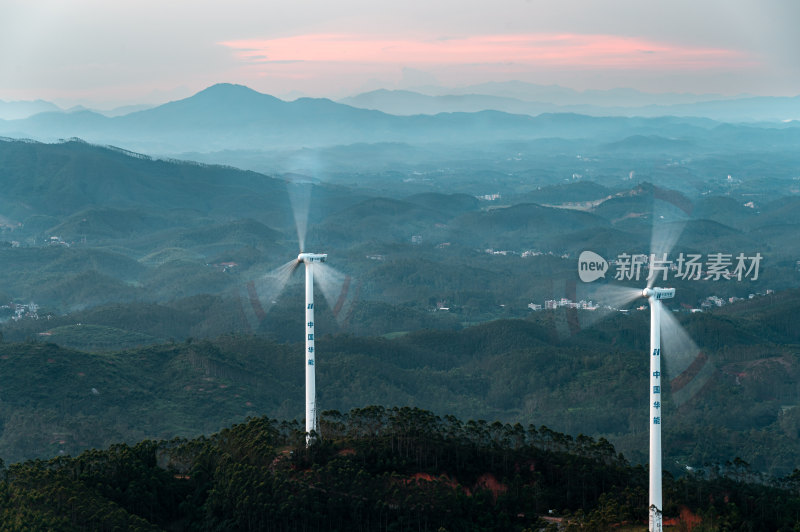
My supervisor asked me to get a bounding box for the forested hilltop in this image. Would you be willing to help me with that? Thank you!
[2,407,799,531]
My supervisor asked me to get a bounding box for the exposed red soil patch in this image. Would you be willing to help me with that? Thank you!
[474,473,507,500]
[406,472,461,491]
[394,471,509,500]
[664,506,702,531]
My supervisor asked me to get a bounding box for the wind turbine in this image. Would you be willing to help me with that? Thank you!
[639,188,694,531]
[297,251,326,442]
[641,284,674,532]
[234,251,328,444]
[282,180,355,444]
[226,178,354,444]
[573,276,675,531]
[572,185,711,530]
[636,189,714,530]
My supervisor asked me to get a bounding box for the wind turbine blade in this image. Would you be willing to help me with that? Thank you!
[237,259,300,331]
[543,280,642,342]
[660,307,715,407]
[647,222,684,289]
[572,283,643,334]
[587,283,642,309]
[313,261,356,326]
[288,180,313,253]
[647,188,693,289]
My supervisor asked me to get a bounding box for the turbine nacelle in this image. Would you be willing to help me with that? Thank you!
[297,252,327,263]
[642,287,675,300]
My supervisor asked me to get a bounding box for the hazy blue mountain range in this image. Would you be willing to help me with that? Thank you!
[0,81,744,122]
[341,87,800,122]
[3,84,800,159]
[413,80,737,106]
[0,98,61,120]
[338,89,557,116]
[0,99,157,121]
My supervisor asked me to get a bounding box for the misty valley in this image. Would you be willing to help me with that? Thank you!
[1,84,800,530]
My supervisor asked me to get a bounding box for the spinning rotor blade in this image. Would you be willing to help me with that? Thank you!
[288,180,313,253]
[544,278,642,341]
[660,307,715,407]
[647,188,693,289]
[313,261,357,326]
[237,259,300,331]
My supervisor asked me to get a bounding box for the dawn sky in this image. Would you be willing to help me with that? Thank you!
[1,0,798,107]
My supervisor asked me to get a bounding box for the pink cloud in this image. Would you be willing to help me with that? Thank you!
[219,33,751,71]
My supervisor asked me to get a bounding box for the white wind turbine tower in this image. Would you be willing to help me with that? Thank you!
[297,251,326,442]
[641,284,674,532]
[581,277,675,531]
[290,179,326,444]
[638,195,705,531]
[288,178,354,445]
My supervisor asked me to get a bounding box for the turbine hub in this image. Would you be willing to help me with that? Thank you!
[297,252,327,263]
[643,287,675,300]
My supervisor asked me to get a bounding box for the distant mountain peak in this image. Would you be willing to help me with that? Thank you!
[184,83,281,105]
[196,83,263,96]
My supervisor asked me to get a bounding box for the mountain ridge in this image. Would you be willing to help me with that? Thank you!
[0,83,749,154]
[341,87,800,121]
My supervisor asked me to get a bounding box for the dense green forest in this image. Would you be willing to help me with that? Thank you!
[2,407,800,531]
[0,289,798,478]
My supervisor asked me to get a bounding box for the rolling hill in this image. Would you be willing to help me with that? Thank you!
[1,292,800,478]
[0,138,292,226]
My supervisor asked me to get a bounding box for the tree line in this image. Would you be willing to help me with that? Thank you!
[2,407,800,530]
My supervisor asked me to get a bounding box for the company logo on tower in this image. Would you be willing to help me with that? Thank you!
[578,251,608,283]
